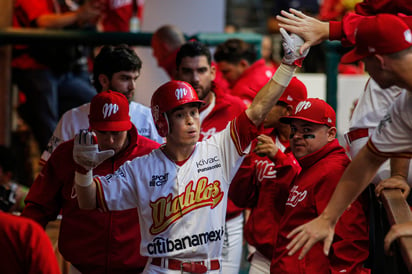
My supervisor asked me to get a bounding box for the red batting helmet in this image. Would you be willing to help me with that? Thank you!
[151,81,205,137]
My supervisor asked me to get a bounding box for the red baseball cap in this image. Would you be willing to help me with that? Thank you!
[341,14,412,64]
[89,90,132,131]
[280,98,336,127]
[278,77,308,109]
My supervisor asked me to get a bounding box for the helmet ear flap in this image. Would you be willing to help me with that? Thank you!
[155,113,169,137]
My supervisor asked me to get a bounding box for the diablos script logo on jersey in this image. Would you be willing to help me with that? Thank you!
[255,160,277,182]
[175,88,188,100]
[149,177,224,234]
[147,226,224,255]
[286,185,307,207]
[196,156,221,173]
[102,103,119,119]
[150,173,169,186]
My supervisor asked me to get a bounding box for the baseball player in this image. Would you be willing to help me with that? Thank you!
[285,14,412,261]
[214,38,277,106]
[175,41,246,273]
[271,98,369,273]
[22,91,160,273]
[40,44,163,166]
[72,29,309,273]
[0,212,60,274]
[229,77,306,273]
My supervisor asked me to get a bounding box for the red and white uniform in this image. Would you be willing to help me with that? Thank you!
[271,139,370,274]
[0,212,60,274]
[94,112,259,273]
[22,125,160,274]
[229,132,300,273]
[230,59,277,106]
[40,101,163,165]
[344,79,410,184]
[368,91,412,157]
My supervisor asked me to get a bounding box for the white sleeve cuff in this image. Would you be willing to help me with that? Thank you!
[75,170,93,187]
[272,63,296,87]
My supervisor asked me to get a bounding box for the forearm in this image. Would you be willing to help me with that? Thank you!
[390,157,410,179]
[246,64,295,126]
[74,171,97,209]
[321,146,387,225]
[36,12,80,29]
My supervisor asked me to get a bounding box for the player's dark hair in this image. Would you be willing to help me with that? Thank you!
[93,44,142,92]
[176,41,212,68]
[213,38,257,65]
[0,146,16,173]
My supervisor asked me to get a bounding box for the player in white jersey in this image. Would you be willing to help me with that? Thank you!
[72,29,309,273]
[345,78,412,188]
[40,44,163,165]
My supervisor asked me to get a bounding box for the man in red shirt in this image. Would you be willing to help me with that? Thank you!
[22,91,160,273]
[214,38,278,106]
[270,98,370,273]
[229,77,307,273]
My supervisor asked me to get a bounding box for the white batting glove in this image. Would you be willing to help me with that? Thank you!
[73,130,114,173]
[280,28,309,67]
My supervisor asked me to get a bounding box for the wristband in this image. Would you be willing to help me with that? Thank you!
[75,170,93,187]
[272,64,296,87]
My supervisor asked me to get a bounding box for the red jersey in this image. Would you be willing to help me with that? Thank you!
[271,139,369,274]
[22,125,160,274]
[355,0,412,15]
[230,132,300,259]
[230,59,277,106]
[12,0,52,69]
[0,212,61,274]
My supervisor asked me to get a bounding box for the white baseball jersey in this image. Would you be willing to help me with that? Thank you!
[345,78,410,185]
[94,116,255,260]
[349,78,404,132]
[40,101,163,163]
[369,91,412,156]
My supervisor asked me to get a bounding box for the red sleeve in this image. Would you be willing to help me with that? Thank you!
[329,12,364,46]
[230,111,262,155]
[354,0,412,15]
[15,0,53,27]
[331,191,370,273]
[21,143,72,227]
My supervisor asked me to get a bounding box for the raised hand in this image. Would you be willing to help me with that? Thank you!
[280,28,309,67]
[73,130,114,172]
[277,9,329,54]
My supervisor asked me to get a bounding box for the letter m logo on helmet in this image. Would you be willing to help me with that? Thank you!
[175,88,188,100]
[151,81,205,137]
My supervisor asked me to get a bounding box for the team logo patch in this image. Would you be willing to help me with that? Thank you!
[102,103,119,119]
[175,87,188,101]
[149,177,224,234]
[150,173,169,186]
[295,101,311,114]
[286,185,307,207]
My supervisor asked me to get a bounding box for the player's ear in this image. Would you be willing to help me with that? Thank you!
[98,74,110,90]
[375,54,386,70]
[327,127,337,141]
